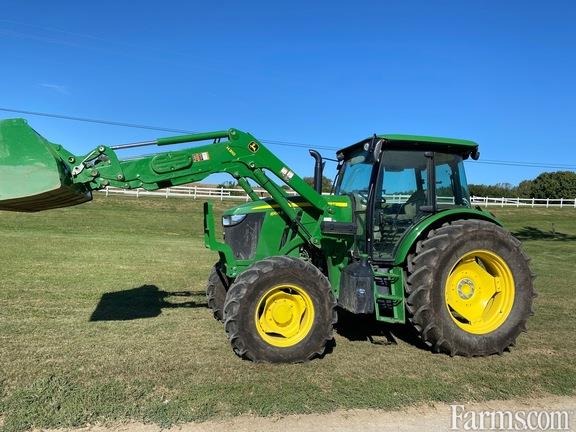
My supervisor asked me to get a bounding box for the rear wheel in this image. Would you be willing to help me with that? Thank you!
[206,263,229,321]
[405,219,536,356]
[223,256,336,363]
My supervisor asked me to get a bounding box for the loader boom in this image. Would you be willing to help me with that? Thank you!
[0,119,330,245]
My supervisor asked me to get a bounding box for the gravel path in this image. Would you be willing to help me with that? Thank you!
[59,396,576,432]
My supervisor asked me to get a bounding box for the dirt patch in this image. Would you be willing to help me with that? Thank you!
[51,396,576,432]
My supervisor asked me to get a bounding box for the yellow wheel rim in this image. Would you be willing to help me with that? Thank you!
[445,249,515,334]
[255,284,315,348]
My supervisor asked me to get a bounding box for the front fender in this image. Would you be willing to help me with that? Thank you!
[203,201,238,276]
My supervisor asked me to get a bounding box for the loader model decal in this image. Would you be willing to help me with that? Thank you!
[193,152,210,162]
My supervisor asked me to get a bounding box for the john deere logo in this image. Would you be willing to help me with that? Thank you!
[248,141,259,153]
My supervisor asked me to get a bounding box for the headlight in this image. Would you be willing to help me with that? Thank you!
[222,214,247,227]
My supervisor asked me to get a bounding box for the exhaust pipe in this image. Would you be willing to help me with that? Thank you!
[309,149,324,194]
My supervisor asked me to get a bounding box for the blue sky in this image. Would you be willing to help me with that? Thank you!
[0,1,575,186]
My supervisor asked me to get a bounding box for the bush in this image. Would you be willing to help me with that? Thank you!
[469,183,516,198]
[529,171,576,199]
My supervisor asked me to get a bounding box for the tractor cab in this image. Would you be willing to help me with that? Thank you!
[334,135,479,261]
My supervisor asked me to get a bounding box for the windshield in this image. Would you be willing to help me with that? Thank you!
[335,148,374,196]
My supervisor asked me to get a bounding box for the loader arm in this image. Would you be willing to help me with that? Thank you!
[0,119,331,246]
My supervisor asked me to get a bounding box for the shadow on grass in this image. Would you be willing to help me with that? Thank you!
[90,285,206,321]
[335,308,429,350]
[512,226,576,241]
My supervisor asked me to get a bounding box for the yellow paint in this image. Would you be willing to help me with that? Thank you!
[444,249,515,334]
[252,201,348,210]
[254,284,315,347]
[328,201,348,207]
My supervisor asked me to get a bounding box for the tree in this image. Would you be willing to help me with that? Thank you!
[216,180,237,189]
[529,171,576,199]
[303,175,333,192]
[515,180,534,198]
[469,182,515,198]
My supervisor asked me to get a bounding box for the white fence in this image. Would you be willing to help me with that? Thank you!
[99,185,291,201]
[99,186,576,208]
[470,196,576,208]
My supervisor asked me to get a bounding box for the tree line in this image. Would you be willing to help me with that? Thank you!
[469,171,576,199]
[217,171,576,199]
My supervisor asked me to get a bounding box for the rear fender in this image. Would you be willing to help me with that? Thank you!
[393,208,502,266]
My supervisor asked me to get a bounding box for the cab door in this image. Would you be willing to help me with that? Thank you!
[371,150,429,260]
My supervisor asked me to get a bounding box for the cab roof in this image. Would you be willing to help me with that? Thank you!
[337,134,478,157]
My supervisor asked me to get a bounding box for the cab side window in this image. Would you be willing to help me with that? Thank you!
[373,151,428,259]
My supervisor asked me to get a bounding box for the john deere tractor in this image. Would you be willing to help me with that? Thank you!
[0,118,535,363]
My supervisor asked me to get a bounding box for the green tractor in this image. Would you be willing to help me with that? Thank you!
[0,118,535,363]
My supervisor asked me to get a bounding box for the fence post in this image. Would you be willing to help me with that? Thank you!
[532,197,535,208]
[220,187,224,201]
[546,198,549,208]
[105,186,109,197]
[516,197,519,208]
[485,196,488,207]
[560,198,563,208]
[136,189,139,198]
[194,186,197,199]
[166,188,169,198]
[501,197,504,208]
[574,198,576,208]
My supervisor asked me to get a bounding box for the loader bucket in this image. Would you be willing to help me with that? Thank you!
[0,118,91,212]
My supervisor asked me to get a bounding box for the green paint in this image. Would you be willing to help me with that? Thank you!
[338,133,478,156]
[374,267,405,323]
[0,119,91,212]
[379,134,478,148]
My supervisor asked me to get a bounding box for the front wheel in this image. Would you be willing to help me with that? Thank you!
[206,263,229,321]
[405,219,536,356]
[223,256,337,363]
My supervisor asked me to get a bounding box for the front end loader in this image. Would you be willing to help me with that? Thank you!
[0,118,535,363]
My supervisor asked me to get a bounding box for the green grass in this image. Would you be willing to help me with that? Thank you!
[0,196,575,431]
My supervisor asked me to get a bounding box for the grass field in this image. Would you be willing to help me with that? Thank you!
[0,195,575,431]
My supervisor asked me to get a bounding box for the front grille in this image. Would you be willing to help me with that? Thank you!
[224,213,264,260]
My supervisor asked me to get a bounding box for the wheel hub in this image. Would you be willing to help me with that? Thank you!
[445,250,515,334]
[270,300,294,325]
[255,284,315,347]
[457,278,475,300]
